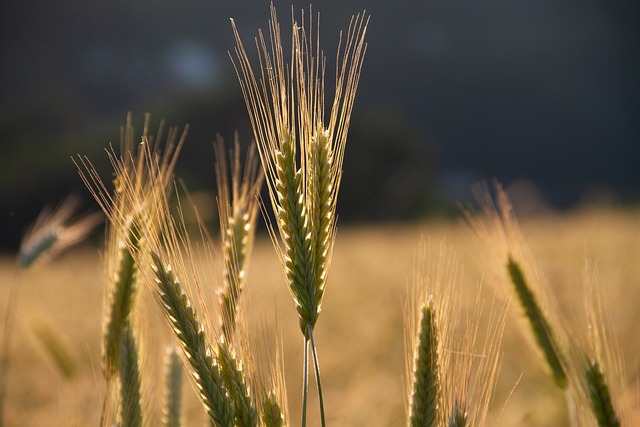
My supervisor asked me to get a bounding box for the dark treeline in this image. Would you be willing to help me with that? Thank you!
[1,0,639,250]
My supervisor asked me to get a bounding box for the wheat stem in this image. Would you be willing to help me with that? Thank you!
[506,256,567,389]
[308,325,326,427]
[586,359,620,427]
[301,337,309,427]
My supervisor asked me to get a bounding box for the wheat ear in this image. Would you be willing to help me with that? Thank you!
[0,197,100,427]
[231,5,368,336]
[75,114,187,380]
[408,301,440,427]
[217,341,258,427]
[507,256,567,389]
[18,196,103,268]
[162,347,183,427]
[447,402,468,427]
[118,322,143,427]
[215,137,263,342]
[261,391,285,427]
[103,218,142,377]
[150,252,234,427]
[585,359,620,427]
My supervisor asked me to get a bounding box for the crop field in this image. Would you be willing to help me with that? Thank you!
[1,207,638,426]
[1,4,638,427]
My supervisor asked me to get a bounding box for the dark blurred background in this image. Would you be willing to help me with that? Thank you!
[1,0,639,250]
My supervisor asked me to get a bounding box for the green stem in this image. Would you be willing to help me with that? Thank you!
[301,337,309,427]
[308,326,326,427]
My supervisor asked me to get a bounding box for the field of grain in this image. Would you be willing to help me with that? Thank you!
[1,207,638,426]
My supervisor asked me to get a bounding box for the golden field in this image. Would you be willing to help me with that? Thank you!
[1,207,639,426]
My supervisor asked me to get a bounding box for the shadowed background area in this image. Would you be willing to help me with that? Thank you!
[1,0,639,249]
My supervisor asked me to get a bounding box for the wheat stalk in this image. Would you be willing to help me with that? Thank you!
[232,7,367,425]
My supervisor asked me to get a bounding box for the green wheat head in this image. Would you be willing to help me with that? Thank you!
[585,359,620,427]
[217,341,258,427]
[215,137,263,342]
[162,347,183,427]
[231,4,368,336]
[408,301,440,427]
[507,256,567,389]
[76,114,187,378]
[118,322,143,427]
[151,252,235,427]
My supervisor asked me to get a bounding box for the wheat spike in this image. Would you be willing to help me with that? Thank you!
[118,322,143,427]
[17,196,102,268]
[447,402,469,427]
[585,359,620,427]
[162,347,183,427]
[75,114,187,379]
[261,391,286,427]
[215,136,263,342]
[408,301,440,427]
[231,4,368,336]
[102,218,142,377]
[507,256,567,389]
[151,252,234,427]
[217,341,258,427]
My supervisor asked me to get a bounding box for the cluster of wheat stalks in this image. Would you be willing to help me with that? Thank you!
[1,5,636,427]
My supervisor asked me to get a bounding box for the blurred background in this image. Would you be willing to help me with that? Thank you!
[1,0,639,250]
